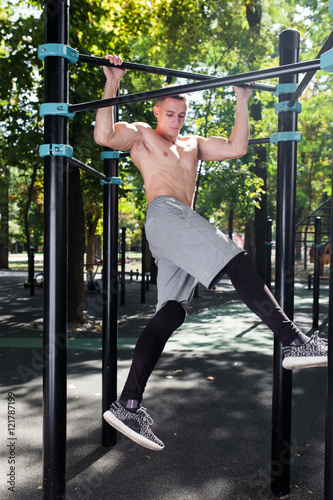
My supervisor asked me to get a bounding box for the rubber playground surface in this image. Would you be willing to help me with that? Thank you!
[0,270,329,499]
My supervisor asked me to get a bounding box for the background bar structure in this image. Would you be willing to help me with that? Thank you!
[324,150,333,499]
[271,29,300,497]
[288,29,333,107]
[101,150,119,447]
[68,156,111,183]
[101,97,120,448]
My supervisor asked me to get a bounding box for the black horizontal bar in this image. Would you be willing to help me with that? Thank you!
[295,198,332,227]
[79,54,215,81]
[78,54,276,92]
[288,30,333,107]
[68,156,110,182]
[69,59,320,114]
[249,137,271,145]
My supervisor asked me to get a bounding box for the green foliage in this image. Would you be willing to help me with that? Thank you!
[1,0,333,256]
[0,1,44,250]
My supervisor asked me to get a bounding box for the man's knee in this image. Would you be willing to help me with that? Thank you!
[163,300,186,328]
[224,251,260,282]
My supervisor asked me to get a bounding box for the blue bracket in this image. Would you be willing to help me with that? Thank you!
[38,44,79,64]
[40,103,75,119]
[39,144,73,158]
[100,151,122,160]
[272,83,298,97]
[270,132,302,144]
[320,49,333,72]
[330,0,333,17]
[100,177,122,185]
[275,101,302,114]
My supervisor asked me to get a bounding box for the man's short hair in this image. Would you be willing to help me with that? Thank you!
[156,94,188,106]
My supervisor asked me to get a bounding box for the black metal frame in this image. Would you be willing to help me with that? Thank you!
[288,29,333,107]
[68,58,321,114]
[41,4,333,497]
[271,29,299,497]
[43,1,69,498]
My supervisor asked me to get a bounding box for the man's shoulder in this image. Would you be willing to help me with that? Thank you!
[178,135,203,147]
[178,135,201,142]
[132,121,153,131]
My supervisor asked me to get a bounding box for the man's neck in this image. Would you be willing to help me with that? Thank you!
[155,126,178,145]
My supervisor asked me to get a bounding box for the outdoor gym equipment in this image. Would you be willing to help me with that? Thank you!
[39,1,333,498]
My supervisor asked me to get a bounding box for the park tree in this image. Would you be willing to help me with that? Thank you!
[0,2,44,280]
[1,0,332,321]
[0,135,9,268]
[193,0,333,264]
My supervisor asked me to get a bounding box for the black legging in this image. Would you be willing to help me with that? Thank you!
[120,251,301,404]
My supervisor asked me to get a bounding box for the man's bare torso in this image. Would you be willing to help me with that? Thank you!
[130,124,199,208]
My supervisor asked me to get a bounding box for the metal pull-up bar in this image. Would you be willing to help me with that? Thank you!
[78,53,276,92]
[79,53,222,81]
[68,58,321,114]
[68,155,125,184]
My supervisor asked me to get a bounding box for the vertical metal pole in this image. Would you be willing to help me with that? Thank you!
[102,89,119,446]
[265,218,273,290]
[43,1,69,498]
[141,228,146,304]
[30,247,35,297]
[313,217,321,329]
[102,153,119,447]
[271,29,300,498]
[120,227,126,306]
[324,146,333,500]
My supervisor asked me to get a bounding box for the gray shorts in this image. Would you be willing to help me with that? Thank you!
[145,196,243,313]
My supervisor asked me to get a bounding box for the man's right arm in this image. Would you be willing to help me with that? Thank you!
[94,54,143,151]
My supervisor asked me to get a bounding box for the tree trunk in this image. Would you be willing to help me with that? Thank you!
[24,162,38,284]
[228,207,234,240]
[0,167,9,268]
[254,145,267,280]
[68,166,85,323]
[244,218,256,257]
[251,99,268,280]
[86,214,100,268]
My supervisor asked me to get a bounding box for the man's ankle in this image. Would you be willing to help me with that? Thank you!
[119,398,139,412]
[284,332,310,347]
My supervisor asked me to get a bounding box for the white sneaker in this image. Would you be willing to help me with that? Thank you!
[282,331,328,370]
[103,401,164,451]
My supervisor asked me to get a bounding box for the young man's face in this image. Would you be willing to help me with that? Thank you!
[154,98,187,138]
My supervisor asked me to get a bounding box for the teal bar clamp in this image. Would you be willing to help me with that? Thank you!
[100,177,122,185]
[270,132,302,144]
[100,152,122,184]
[275,101,302,114]
[39,144,73,158]
[320,49,333,72]
[38,44,79,64]
[40,103,75,119]
[330,0,333,17]
[272,83,298,97]
[100,151,122,160]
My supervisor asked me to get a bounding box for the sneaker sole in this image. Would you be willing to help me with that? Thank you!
[103,410,165,451]
[282,356,327,370]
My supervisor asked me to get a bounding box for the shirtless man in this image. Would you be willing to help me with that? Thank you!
[94,54,328,452]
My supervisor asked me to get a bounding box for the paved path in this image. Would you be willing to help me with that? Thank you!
[0,271,329,499]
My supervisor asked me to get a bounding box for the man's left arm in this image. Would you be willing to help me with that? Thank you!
[197,85,252,162]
